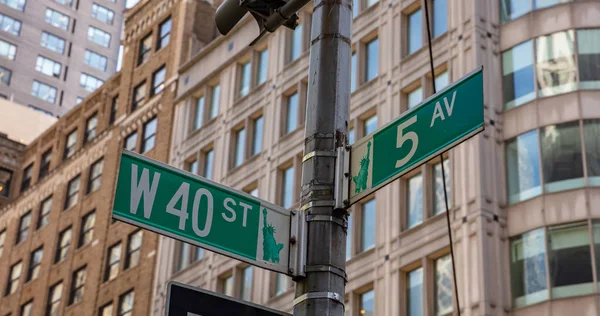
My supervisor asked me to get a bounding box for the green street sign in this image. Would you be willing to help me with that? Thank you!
[349,68,484,205]
[112,151,292,274]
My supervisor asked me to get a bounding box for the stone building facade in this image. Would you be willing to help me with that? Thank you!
[151,0,600,316]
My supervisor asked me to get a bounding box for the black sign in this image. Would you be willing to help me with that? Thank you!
[166,282,291,316]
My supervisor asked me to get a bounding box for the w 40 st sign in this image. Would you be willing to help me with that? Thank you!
[112,151,302,275]
[349,68,484,204]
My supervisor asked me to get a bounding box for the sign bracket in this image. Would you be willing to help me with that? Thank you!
[288,210,307,279]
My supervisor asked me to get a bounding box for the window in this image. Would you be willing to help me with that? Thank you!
[80,73,104,92]
[536,30,576,97]
[289,24,303,62]
[125,230,142,269]
[5,261,21,295]
[132,81,146,111]
[346,212,352,260]
[209,85,220,119]
[281,166,294,208]
[194,246,204,261]
[434,71,449,91]
[0,168,11,197]
[0,0,26,11]
[110,96,118,124]
[238,61,251,98]
[69,266,86,305]
[351,52,357,92]
[407,173,423,228]
[510,228,548,307]
[407,268,423,316]
[105,243,121,281]
[64,174,80,209]
[142,117,157,152]
[0,65,11,85]
[221,275,234,296]
[584,120,600,185]
[548,223,593,298]
[240,266,252,301]
[157,17,171,49]
[45,8,69,30]
[500,0,531,23]
[88,26,111,48]
[138,33,152,65]
[92,4,114,24]
[257,49,268,85]
[0,13,21,35]
[233,128,246,168]
[364,115,377,136]
[407,9,422,55]
[0,230,5,257]
[186,159,198,175]
[407,87,423,109]
[359,289,374,316]
[99,303,113,316]
[79,211,95,247]
[541,121,583,192]
[21,301,33,316]
[432,0,447,38]
[84,50,108,71]
[274,274,288,296]
[360,199,375,251]
[118,291,134,316]
[176,242,191,271]
[37,196,53,229]
[506,130,541,204]
[16,211,31,244]
[41,32,65,54]
[577,29,600,89]
[21,163,32,192]
[203,150,214,180]
[193,96,204,130]
[124,132,137,151]
[87,159,103,193]
[151,66,166,96]
[85,113,98,144]
[285,92,299,134]
[433,160,451,215]
[31,80,57,103]
[39,149,52,179]
[434,255,453,315]
[0,39,16,59]
[251,116,263,156]
[55,227,71,263]
[46,282,63,316]
[365,38,378,82]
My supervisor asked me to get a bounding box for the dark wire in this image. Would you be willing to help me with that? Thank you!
[423,1,461,315]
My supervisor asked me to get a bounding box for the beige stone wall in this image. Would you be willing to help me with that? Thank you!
[0,99,58,145]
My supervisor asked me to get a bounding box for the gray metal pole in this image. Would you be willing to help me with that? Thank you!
[292,0,352,313]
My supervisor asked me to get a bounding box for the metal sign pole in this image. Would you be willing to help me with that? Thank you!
[291,0,352,314]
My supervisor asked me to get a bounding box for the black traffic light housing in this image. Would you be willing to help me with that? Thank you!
[215,0,305,45]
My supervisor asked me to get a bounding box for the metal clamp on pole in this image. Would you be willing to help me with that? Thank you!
[302,150,337,162]
[293,292,344,307]
[288,210,307,279]
[334,146,350,210]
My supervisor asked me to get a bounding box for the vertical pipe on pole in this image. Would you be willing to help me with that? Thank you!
[292,0,351,313]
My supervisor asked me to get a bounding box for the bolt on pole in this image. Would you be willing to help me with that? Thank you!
[292,0,352,314]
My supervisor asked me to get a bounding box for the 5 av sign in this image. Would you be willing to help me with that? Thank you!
[112,151,292,274]
[349,68,484,204]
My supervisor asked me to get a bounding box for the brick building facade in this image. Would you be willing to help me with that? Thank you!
[0,0,215,315]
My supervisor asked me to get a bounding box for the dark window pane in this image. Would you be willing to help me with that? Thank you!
[541,121,584,192]
[510,228,548,307]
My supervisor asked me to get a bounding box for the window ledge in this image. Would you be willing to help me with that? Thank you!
[279,126,305,143]
[269,287,294,302]
[354,1,380,21]
[228,152,263,175]
[284,50,310,69]
[401,33,446,64]
[171,257,209,278]
[188,117,219,139]
[352,76,380,97]
[346,246,376,265]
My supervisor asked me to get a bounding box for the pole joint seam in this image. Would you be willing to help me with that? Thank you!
[311,33,351,45]
[305,264,348,281]
[306,215,347,228]
[300,200,336,211]
[302,150,337,162]
[293,291,344,307]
